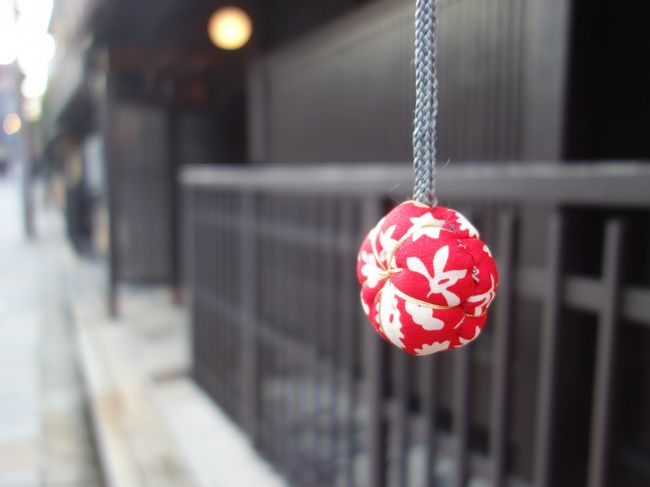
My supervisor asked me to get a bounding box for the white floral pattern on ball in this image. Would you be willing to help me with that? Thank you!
[377,282,405,349]
[406,245,468,306]
[415,340,451,356]
[404,300,444,330]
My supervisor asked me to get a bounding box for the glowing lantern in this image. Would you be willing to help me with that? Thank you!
[208,7,252,50]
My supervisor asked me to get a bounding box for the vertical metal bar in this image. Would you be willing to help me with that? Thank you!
[300,196,319,485]
[256,197,268,454]
[285,196,299,483]
[197,193,207,389]
[234,194,243,422]
[587,219,625,487]
[186,189,198,378]
[534,210,565,487]
[334,198,352,487]
[195,192,204,386]
[490,208,517,486]
[452,347,471,487]
[225,195,234,416]
[263,195,282,465]
[362,197,387,487]
[215,195,222,406]
[421,357,438,487]
[96,50,119,318]
[395,352,411,487]
[222,196,229,409]
[323,198,339,485]
[308,196,322,485]
[167,101,182,303]
[209,194,218,402]
[229,195,236,408]
[190,191,200,382]
[343,200,359,487]
[278,195,291,476]
[293,197,307,485]
[452,207,476,487]
[329,199,342,487]
[240,191,259,441]
[202,198,209,395]
[218,194,227,408]
[314,197,330,484]
[212,193,222,404]
[271,196,284,467]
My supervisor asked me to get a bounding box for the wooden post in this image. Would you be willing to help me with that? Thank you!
[96,49,119,318]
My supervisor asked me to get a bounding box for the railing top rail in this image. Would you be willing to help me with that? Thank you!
[180,162,650,207]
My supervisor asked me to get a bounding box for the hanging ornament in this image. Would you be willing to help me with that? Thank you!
[356,0,498,356]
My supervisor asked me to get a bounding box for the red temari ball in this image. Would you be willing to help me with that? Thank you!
[357,200,498,356]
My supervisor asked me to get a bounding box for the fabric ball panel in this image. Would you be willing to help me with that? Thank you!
[357,200,499,356]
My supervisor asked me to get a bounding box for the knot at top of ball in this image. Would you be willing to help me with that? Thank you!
[357,200,498,356]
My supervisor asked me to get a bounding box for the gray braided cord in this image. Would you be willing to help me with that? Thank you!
[412,0,439,206]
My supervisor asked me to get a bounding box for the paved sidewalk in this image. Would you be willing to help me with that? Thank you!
[66,242,288,487]
[0,175,103,487]
[0,175,287,487]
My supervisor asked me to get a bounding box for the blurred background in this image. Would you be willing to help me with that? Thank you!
[0,0,649,486]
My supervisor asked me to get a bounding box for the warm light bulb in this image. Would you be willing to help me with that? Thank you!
[208,7,252,50]
[3,113,22,135]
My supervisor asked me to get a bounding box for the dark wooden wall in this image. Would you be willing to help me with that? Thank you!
[256,0,373,51]
[248,0,572,164]
[565,0,650,160]
[110,101,172,282]
[177,107,245,166]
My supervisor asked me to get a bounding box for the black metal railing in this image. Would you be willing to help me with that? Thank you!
[180,162,650,487]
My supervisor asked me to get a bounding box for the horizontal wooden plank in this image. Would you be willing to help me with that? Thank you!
[194,213,358,254]
[180,162,650,207]
[517,268,650,326]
